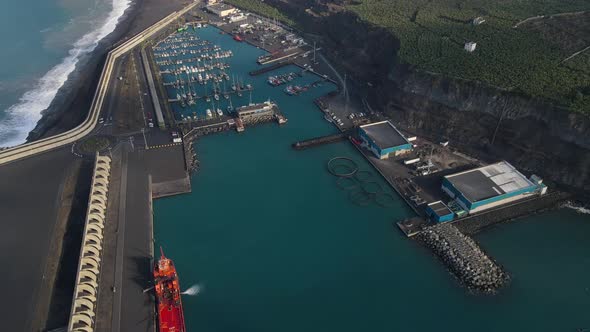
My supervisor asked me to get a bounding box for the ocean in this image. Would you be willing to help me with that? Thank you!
[0,0,131,147]
[154,27,590,332]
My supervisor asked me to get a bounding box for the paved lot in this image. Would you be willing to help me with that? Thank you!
[96,144,157,332]
[0,148,76,331]
[118,149,155,332]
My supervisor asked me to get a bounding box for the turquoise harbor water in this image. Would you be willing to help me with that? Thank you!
[152,27,590,332]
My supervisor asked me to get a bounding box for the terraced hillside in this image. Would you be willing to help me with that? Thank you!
[347,0,590,112]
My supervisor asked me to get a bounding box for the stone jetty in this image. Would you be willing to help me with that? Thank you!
[419,223,509,293]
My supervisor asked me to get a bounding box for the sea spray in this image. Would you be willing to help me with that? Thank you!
[563,202,590,215]
[181,283,202,296]
[0,0,132,147]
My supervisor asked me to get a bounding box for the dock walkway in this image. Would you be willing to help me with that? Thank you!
[249,61,292,76]
[292,131,350,150]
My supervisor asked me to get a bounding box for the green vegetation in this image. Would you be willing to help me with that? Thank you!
[347,0,590,112]
[79,136,111,154]
[224,0,296,27]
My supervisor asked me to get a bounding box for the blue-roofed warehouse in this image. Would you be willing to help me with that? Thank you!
[358,121,412,159]
[426,201,454,223]
[442,161,547,214]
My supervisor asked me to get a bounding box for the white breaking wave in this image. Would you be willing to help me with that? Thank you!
[563,202,590,215]
[0,0,132,148]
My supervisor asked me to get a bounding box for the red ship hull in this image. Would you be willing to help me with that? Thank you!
[154,248,186,332]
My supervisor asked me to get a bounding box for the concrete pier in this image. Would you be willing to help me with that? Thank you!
[292,132,349,150]
[249,61,292,76]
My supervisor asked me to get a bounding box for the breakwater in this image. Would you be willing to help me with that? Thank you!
[419,223,509,293]
[292,132,349,150]
[249,61,292,76]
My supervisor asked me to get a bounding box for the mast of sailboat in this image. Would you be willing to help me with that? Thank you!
[185,70,192,99]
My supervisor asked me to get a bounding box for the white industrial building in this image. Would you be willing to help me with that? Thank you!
[206,3,237,17]
[442,161,547,214]
[464,42,477,52]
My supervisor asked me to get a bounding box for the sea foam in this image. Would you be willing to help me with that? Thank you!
[0,0,132,148]
[564,202,590,215]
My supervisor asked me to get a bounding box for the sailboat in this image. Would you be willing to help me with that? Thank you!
[223,81,229,99]
[227,96,234,113]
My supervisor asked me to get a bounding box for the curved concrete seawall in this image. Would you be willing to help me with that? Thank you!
[0,1,198,166]
[67,153,112,332]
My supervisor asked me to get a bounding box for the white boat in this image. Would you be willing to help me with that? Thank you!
[216,108,223,116]
[206,109,212,118]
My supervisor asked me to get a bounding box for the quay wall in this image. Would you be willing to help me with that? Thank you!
[0,2,198,166]
[454,190,571,235]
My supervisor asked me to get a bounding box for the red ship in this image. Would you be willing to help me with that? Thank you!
[233,34,243,42]
[154,248,186,332]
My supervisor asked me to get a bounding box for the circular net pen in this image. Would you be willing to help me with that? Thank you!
[327,157,359,178]
[336,177,361,190]
[348,189,373,206]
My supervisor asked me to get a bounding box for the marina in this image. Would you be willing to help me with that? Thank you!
[149,24,327,129]
[0,1,587,331]
[148,4,581,302]
[0,0,587,331]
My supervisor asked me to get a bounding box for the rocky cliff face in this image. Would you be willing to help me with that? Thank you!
[380,72,590,190]
[274,0,590,191]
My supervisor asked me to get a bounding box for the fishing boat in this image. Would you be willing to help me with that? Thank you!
[236,118,245,132]
[206,109,212,118]
[233,35,243,42]
[154,248,186,332]
[217,108,223,116]
[284,85,297,96]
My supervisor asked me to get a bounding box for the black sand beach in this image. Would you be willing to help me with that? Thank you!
[27,0,187,142]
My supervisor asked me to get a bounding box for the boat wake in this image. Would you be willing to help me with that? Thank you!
[0,0,132,148]
[563,202,590,215]
[181,283,202,296]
